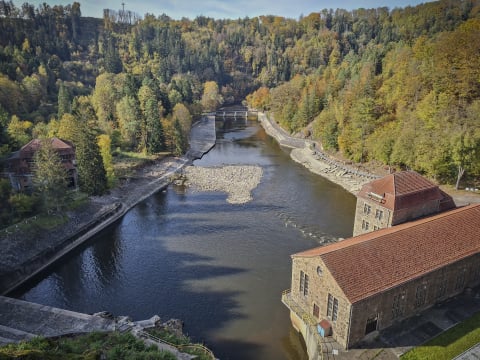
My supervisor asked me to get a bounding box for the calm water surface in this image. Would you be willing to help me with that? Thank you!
[15,118,356,359]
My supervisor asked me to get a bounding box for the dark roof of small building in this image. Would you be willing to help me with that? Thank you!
[357,171,455,211]
[21,138,74,154]
[292,204,480,304]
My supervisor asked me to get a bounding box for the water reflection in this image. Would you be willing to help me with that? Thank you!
[15,118,356,359]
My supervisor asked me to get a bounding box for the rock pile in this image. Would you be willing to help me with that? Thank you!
[184,165,263,204]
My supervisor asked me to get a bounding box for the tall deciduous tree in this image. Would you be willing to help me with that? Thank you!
[33,139,68,212]
[7,115,32,147]
[449,101,480,189]
[116,95,140,148]
[97,134,115,187]
[57,113,79,142]
[91,73,118,133]
[172,103,192,134]
[201,81,223,112]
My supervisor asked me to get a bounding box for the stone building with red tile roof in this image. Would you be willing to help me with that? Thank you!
[3,138,77,191]
[282,171,480,356]
[353,171,455,236]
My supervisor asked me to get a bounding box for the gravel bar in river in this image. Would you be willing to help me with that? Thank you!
[184,165,263,204]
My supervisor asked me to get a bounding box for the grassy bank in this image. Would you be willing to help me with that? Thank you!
[401,311,480,360]
[0,332,175,360]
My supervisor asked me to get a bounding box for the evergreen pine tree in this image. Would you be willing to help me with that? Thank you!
[172,118,187,156]
[57,82,71,120]
[76,125,107,196]
[104,33,122,74]
[145,98,164,153]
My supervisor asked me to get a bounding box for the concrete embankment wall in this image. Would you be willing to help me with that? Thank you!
[258,112,307,149]
[1,202,125,295]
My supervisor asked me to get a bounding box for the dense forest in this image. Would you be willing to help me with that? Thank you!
[0,0,479,222]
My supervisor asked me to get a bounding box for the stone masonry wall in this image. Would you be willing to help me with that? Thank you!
[352,198,392,236]
[348,253,480,347]
[291,257,351,349]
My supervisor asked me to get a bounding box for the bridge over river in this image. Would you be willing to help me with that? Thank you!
[206,108,258,120]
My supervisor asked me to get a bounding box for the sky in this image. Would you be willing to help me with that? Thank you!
[11,0,435,20]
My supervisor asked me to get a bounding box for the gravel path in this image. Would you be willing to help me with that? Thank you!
[184,165,263,204]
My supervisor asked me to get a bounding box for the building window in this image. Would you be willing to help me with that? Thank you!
[363,203,371,215]
[300,271,304,294]
[327,293,339,321]
[375,209,383,220]
[327,294,333,317]
[392,292,405,319]
[362,220,370,230]
[373,225,379,231]
[455,269,466,290]
[313,303,320,318]
[304,273,309,296]
[300,271,309,296]
[332,298,338,321]
[317,266,323,276]
[415,284,427,308]
[365,315,378,335]
[437,279,448,299]
[474,266,480,281]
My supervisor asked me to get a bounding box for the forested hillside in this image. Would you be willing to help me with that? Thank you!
[0,0,479,192]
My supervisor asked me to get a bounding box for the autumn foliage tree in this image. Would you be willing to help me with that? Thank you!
[33,139,69,212]
[201,81,223,112]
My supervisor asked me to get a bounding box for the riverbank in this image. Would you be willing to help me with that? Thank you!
[258,112,480,205]
[0,117,216,295]
[258,112,377,195]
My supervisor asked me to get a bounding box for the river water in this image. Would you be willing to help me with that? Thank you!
[15,118,356,359]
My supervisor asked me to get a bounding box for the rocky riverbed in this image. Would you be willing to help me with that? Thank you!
[183,165,263,204]
[258,112,375,195]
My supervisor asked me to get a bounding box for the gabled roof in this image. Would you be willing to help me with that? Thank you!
[357,171,454,211]
[17,138,75,160]
[292,204,480,304]
[21,138,74,153]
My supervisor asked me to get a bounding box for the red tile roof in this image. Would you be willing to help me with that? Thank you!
[21,138,74,153]
[357,171,454,211]
[292,204,480,304]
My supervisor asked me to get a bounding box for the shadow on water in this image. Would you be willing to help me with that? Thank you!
[12,191,266,358]
[13,117,354,360]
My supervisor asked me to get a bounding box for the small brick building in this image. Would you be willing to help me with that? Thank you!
[283,204,480,351]
[352,171,455,236]
[3,138,77,191]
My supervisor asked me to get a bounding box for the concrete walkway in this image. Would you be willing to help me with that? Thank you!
[0,296,204,359]
[454,343,480,360]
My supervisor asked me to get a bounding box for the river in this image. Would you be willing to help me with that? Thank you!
[14,117,356,359]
